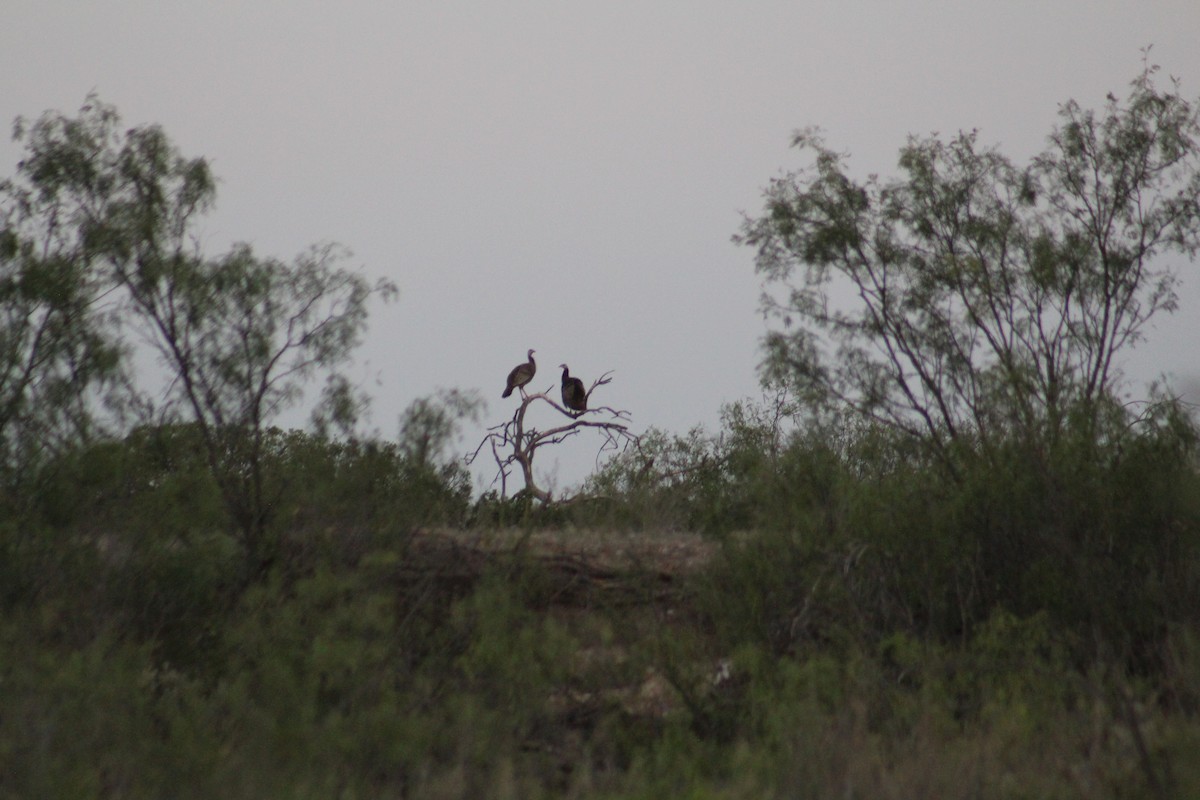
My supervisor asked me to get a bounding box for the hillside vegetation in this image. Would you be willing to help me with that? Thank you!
[3,407,1200,798]
[3,64,1200,798]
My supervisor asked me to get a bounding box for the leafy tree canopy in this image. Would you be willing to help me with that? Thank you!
[737,61,1200,471]
[1,95,397,565]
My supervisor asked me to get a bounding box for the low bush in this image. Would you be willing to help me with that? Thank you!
[646,394,1200,670]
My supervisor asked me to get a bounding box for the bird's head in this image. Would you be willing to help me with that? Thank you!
[558,363,568,370]
[528,349,536,358]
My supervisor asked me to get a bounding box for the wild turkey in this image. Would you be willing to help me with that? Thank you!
[502,349,536,398]
[559,363,587,412]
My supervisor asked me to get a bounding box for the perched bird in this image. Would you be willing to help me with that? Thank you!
[502,349,537,398]
[559,363,587,412]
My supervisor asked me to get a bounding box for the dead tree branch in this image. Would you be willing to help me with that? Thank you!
[467,372,637,503]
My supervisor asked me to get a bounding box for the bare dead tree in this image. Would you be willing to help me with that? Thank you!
[468,370,638,503]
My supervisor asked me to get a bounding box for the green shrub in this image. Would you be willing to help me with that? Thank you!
[0,620,219,799]
[682,396,1200,672]
[103,531,240,676]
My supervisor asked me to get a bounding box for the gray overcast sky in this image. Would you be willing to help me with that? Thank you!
[3,2,1200,492]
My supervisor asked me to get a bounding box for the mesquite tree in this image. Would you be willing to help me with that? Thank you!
[0,101,129,495]
[737,62,1200,470]
[2,95,396,566]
